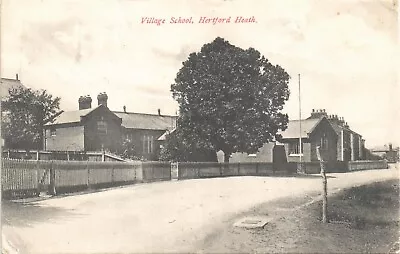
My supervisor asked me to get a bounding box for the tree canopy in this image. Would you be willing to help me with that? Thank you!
[170,37,290,162]
[2,86,61,151]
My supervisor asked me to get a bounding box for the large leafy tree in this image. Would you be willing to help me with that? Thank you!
[171,37,290,162]
[1,87,61,151]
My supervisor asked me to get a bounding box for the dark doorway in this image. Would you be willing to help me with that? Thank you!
[273,145,287,171]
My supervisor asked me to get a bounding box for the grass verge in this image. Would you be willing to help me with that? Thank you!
[200,179,399,253]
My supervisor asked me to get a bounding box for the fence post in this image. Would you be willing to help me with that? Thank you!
[238,163,240,175]
[177,162,179,180]
[256,163,259,175]
[49,161,57,196]
[111,163,115,184]
[87,161,90,190]
[316,146,328,223]
[36,160,40,196]
[169,162,172,180]
[219,163,223,176]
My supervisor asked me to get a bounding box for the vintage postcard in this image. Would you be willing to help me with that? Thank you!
[1,0,399,253]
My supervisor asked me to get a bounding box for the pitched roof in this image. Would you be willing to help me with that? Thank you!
[324,120,361,136]
[278,118,323,139]
[113,111,176,130]
[45,106,177,130]
[45,107,98,125]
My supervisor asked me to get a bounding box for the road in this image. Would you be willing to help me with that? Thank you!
[2,165,399,254]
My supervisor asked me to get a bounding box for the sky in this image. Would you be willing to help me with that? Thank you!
[1,0,398,148]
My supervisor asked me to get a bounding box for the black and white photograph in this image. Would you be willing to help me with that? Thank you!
[1,0,399,253]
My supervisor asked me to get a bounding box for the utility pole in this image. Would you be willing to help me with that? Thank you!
[316,146,328,223]
[298,74,303,173]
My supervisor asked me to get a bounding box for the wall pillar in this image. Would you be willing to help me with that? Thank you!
[358,136,362,160]
[350,132,355,161]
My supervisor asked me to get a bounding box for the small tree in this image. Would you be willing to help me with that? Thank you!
[171,37,290,162]
[118,138,140,160]
[2,87,61,151]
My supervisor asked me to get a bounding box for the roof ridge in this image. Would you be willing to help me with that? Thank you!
[113,111,177,117]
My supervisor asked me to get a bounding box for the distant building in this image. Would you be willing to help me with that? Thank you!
[43,93,177,161]
[370,143,399,163]
[1,74,26,148]
[1,74,24,100]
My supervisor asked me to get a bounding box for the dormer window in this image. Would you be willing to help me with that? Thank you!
[50,128,56,136]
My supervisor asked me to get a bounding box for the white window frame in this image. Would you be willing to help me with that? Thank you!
[142,135,154,154]
[289,141,304,156]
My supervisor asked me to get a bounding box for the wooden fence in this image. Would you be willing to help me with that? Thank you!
[177,162,295,180]
[142,161,172,182]
[2,150,126,162]
[348,160,388,171]
[300,161,349,174]
[1,159,143,199]
[1,158,390,199]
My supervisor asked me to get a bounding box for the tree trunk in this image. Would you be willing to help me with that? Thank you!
[224,152,230,163]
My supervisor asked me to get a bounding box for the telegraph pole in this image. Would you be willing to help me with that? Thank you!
[298,74,303,173]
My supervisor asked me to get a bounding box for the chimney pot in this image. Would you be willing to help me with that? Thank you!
[78,95,92,110]
[312,109,315,113]
[123,105,126,113]
[16,73,19,80]
[158,109,161,116]
[97,92,108,107]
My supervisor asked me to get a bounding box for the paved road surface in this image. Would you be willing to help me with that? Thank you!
[2,165,399,253]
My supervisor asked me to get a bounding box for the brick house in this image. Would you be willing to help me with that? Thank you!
[229,116,338,163]
[229,109,365,163]
[279,116,338,162]
[43,93,176,160]
[308,109,365,161]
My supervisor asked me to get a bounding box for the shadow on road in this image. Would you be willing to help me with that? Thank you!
[2,200,86,228]
[264,174,337,179]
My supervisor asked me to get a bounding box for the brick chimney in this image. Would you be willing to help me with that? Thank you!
[78,95,92,110]
[158,109,161,116]
[97,92,108,107]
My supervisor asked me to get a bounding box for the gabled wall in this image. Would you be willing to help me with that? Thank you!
[309,118,338,161]
[83,106,122,152]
